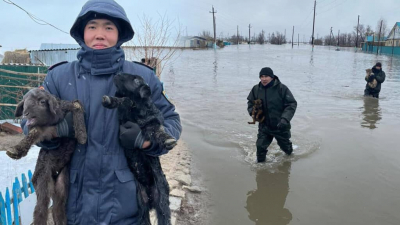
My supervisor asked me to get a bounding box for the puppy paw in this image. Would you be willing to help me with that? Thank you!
[164,139,177,150]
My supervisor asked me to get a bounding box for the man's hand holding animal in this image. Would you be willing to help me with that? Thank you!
[119,121,151,149]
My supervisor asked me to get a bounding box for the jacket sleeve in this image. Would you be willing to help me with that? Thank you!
[247,87,255,116]
[281,86,297,122]
[375,71,386,83]
[142,72,182,157]
[21,69,62,150]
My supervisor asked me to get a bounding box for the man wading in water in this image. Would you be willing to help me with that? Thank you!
[247,67,297,163]
[364,62,386,98]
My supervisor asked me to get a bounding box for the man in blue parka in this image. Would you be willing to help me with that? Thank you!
[21,0,182,224]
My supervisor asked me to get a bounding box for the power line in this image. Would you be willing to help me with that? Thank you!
[3,0,69,34]
[317,0,349,15]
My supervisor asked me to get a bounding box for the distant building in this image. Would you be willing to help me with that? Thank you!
[179,36,208,48]
[29,43,80,66]
[362,22,400,55]
[385,22,400,46]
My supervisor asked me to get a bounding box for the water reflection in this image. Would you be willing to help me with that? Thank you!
[361,97,382,129]
[213,53,218,84]
[309,53,314,66]
[246,162,292,225]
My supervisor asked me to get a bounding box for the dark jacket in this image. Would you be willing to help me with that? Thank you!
[365,66,386,93]
[247,77,297,129]
[23,0,181,224]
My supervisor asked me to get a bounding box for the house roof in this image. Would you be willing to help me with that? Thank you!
[38,43,80,51]
[387,22,400,40]
[180,36,207,41]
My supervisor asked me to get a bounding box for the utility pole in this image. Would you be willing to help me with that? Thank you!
[298,33,300,46]
[210,6,217,49]
[237,25,239,45]
[356,15,360,48]
[337,30,340,47]
[248,24,252,44]
[329,27,332,47]
[292,26,294,48]
[312,0,316,49]
[377,20,383,55]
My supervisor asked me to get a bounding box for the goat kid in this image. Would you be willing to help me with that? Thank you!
[7,88,87,225]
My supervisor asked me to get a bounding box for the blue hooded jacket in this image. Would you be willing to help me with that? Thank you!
[34,0,181,224]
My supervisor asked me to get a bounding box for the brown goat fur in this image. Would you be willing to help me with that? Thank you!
[6,88,87,225]
[248,99,265,124]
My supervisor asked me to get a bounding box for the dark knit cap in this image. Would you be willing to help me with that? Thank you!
[375,62,382,67]
[259,67,275,78]
[79,12,122,39]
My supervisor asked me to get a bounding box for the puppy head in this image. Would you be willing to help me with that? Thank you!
[15,88,61,127]
[366,69,372,74]
[254,99,263,106]
[114,73,152,100]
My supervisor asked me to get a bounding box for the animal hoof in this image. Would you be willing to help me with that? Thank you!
[76,133,87,145]
[165,139,177,150]
[6,148,22,159]
[102,96,111,108]
[73,101,82,110]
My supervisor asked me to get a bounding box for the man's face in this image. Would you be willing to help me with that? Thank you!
[84,19,119,49]
[376,66,381,70]
[260,75,273,86]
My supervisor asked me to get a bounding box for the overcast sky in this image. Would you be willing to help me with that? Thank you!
[1,0,400,54]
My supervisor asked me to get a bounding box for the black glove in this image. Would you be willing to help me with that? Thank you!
[56,112,75,138]
[119,121,146,150]
[368,75,376,82]
[277,118,289,130]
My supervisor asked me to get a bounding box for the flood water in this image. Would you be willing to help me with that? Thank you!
[162,44,400,225]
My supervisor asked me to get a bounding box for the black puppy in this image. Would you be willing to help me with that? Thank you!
[102,73,176,225]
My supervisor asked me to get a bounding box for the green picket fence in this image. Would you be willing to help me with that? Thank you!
[0,65,47,120]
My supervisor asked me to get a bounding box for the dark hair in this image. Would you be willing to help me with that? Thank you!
[375,62,382,67]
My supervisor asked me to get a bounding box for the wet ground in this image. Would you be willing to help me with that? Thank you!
[163,44,400,225]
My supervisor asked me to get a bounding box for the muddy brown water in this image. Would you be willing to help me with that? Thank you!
[163,45,400,225]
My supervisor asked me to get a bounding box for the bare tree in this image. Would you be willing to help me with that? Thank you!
[376,18,388,38]
[125,13,182,78]
[269,32,286,45]
[199,30,213,40]
[354,24,366,43]
[257,30,265,44]
[366,25,374,36]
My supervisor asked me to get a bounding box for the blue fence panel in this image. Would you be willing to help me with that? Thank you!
[0,171,35,225]
[21,174,29,198]
[28,170,35,194]
[12,183,19,225]
[0,193,6,225]
[5,189,11,225]
[14,178,22,204]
